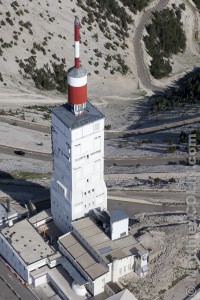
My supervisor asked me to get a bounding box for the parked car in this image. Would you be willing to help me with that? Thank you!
[14,150,25,156]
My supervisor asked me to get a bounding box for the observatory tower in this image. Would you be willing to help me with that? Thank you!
[50,17,107,233]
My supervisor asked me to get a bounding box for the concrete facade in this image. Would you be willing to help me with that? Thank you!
[110,210,129,241]
[51,102,107,233]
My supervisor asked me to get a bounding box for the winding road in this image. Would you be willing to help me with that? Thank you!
[134,0,169,91]
[1,144,200,166]
[1,113,200,140]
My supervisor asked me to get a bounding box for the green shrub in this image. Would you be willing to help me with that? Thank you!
[154,177,161,184]
[169,177,176,183]
[165,146,177,153]
[105,124,111,130]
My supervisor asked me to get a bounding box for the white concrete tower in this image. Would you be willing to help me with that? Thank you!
[50,17,107,233]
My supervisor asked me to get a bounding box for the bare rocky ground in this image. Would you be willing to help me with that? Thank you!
[121,214,200,300]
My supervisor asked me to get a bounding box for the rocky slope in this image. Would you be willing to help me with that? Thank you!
[0,0,199,99]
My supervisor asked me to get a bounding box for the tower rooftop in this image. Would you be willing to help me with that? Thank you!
[52,101,104,130]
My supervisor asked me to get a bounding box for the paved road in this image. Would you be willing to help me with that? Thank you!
[106,115,200,138]
[1,144,198,166]
[1,114,200,140]
[108,201,188,217]
[108,190,200,204]
[0,116,50,133]
[0,260,38,300]
[0,145,51,161]
[134,0,169,91]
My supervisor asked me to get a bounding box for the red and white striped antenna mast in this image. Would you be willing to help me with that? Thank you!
[67,16,87,116]
[74,16,80,69]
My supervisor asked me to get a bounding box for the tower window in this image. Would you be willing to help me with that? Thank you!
[87,179,89,182]
[87,155,89,159]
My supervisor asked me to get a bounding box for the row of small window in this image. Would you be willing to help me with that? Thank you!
[83,189,94,195]
[75,151,101,162]
[119,265,132,276]
[84,202,95,208]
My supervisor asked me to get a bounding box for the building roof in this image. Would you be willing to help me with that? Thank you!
[137,232,161,260]
[59,217,148,280]
[110,210,128,223]
[59,232,108,280]
[71,217,145,265]
[28,209,52,225]
[52,101,104,129]
[107,289,138,300]
[1,219,54,265]
[62,257,88,285]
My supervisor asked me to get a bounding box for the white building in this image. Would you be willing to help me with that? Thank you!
[58,216,148,296]
[0,217,86,299]
[0,219,56,284]
[51,102,107,233]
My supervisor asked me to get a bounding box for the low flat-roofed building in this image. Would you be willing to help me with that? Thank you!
[137,232,162,261]
[0,219,60,284]
[29,209,52,228]
[58,217,148,296]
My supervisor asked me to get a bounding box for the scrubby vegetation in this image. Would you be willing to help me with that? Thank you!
[149,67,200,113]
[77,0,133,75]
[17,56,67,93]
[144,7,186,79]
[120,0,150,13]
[77,0,133,52]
